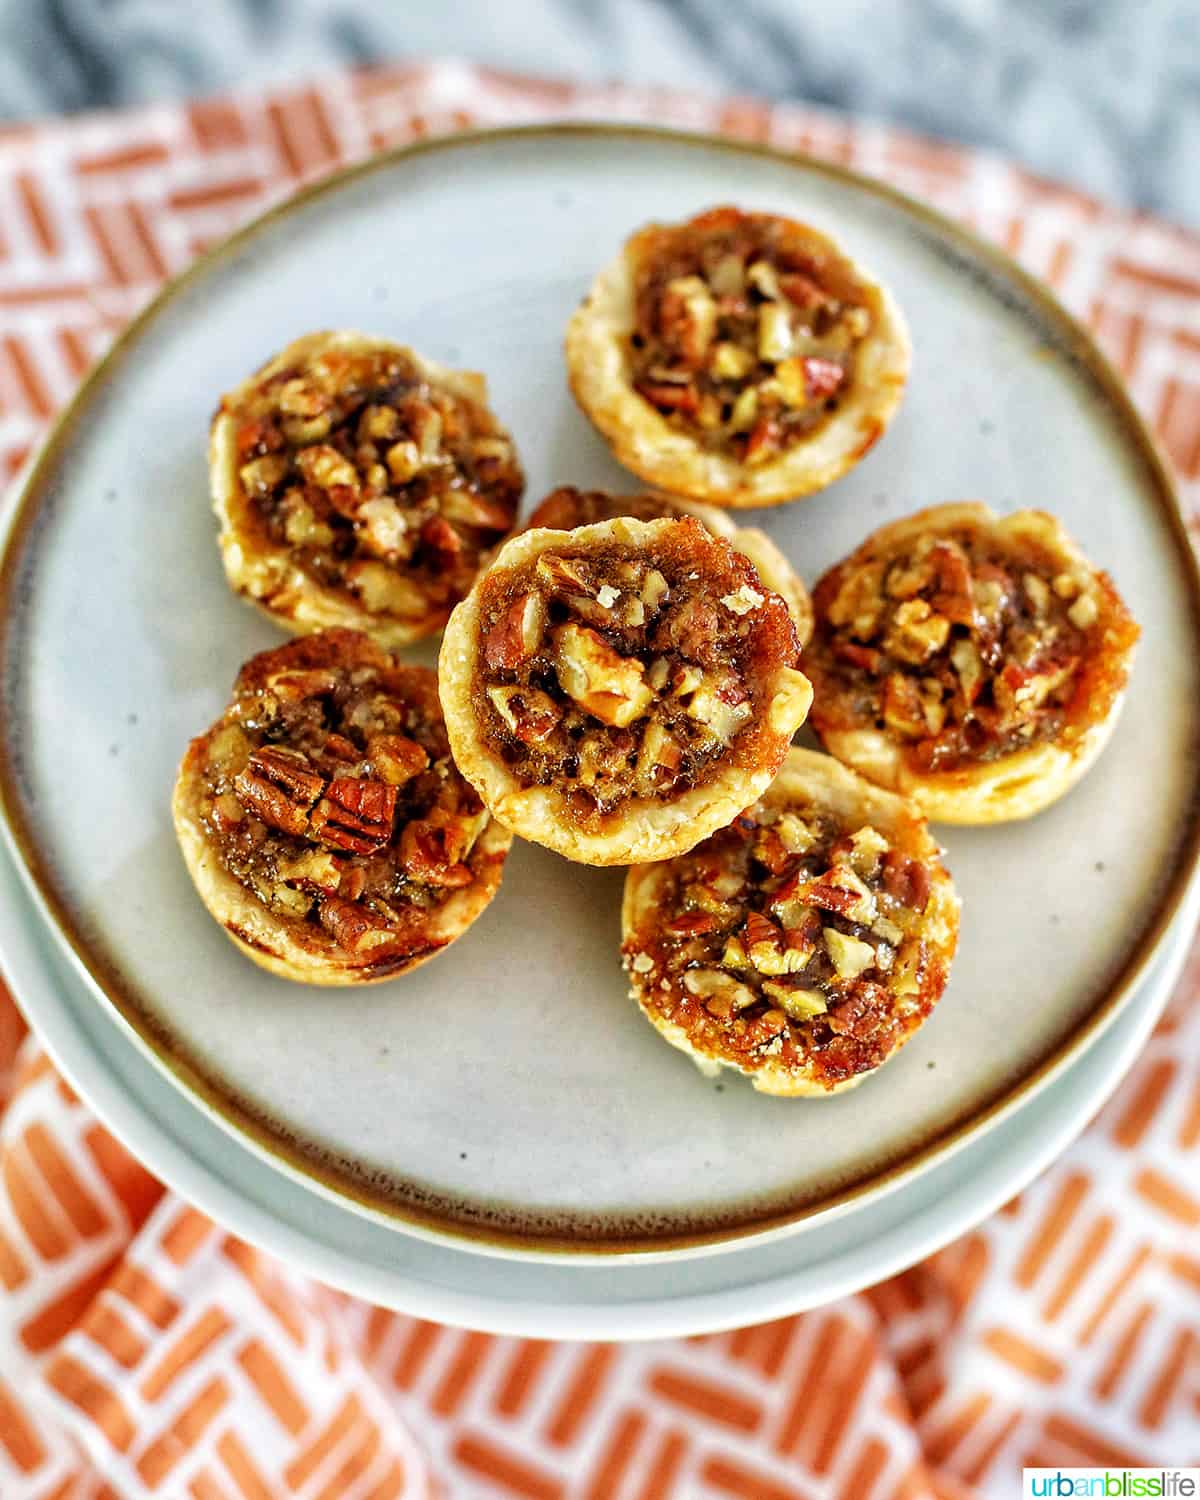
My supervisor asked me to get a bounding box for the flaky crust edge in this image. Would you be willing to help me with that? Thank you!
[171,727,513,990]
[438,516,814,866]
[622,747,960,1096]
[210,329,505,649]
[808,502,1137,825]
[564,229,911,509]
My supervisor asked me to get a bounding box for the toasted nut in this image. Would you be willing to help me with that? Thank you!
[848,825,890,877]
[882,672,928,738]
[295,444,358,493]
[757,303,794,362]
[277,848,342,895]
[277,377,328,418]
[824,928,877,979]
[682,968,757,1014]
[487,685,561,743]
[1068,593,1099,629]
[385,440,421,484]
[663,274,718,362]
[1023,572,1051,613]
[885,599,951,664]
[773,357,809,407]
[710,342,755,380]
[762,983,827,1019]
[367,734,429,786]
[950,638,983,703]
[708,253,746,297]
[776,813,817,856]
[484,592,547,670]
[358,404,400,443]
[640,569,670,610]
[239,454,289,497]
[399,817,475,887]
[319,895,399,954]
[311,777,397,854]
[346,560,428,617]
[281,498,335,549]
[729,387,759,433]
[747,260,783,300]
[234,747,324,835]
[358,498,411,560]
[554,623,653,728]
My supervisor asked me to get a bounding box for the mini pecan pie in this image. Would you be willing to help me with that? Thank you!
[805,503,1140,823]
[439,515,813,865]
[173,630,512,984]
[211,331,524,647]
[523,485,813,645]
[622,748,959,1096]
[566,206,909,508]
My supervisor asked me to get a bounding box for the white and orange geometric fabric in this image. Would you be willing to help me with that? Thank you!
[0,62,1197,1500]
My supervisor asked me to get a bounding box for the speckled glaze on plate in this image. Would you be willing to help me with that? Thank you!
[1,125,1198,1258]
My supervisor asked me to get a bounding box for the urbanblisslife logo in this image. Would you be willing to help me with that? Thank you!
[1023,1472,1200,1497]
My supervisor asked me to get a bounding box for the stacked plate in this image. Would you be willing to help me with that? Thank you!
[2,127,1198,1338]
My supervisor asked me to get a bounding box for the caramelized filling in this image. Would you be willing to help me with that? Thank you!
[227,345,522,623]
[806,525,1139,772]
[197,633,491,961]
[627,207,874,464]
[623,794,948,1087]
[471,519,800,829]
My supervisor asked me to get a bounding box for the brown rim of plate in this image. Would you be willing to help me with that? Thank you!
[0,123,1198,1258]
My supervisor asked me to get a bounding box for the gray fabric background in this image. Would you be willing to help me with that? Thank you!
[0,1,1194,227]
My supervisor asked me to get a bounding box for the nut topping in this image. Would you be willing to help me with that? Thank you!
[554,623,654,728]
[234,748,324,835]
[626,207,873,463]
[311,778,397,854]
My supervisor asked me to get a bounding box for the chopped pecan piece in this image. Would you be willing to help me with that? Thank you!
[311,778,397,854]
[234,748,324,835]
[554,623,653,728]
[483,592,547,670]
[487,685,560,744]
[399,817,475,887]
[367,734,430,786]
[318,896,400,955]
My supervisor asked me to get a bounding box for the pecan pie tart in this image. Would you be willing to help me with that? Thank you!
[439,515,813,865]
[173,630,511,984]
[523,484,813,644]
[804,503,1140,823]
[622,748,959,1096]
[211,331,524,647]
[566,205,909,508]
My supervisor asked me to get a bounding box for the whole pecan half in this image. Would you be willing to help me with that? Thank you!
[233,747,325,835]
[311,777,398,854]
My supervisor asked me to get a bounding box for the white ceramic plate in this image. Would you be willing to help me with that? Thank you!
[1,125,1198,1258]
[0,832,1193,1337]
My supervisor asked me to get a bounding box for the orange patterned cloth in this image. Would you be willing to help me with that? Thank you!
[0,61,1198,1500]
